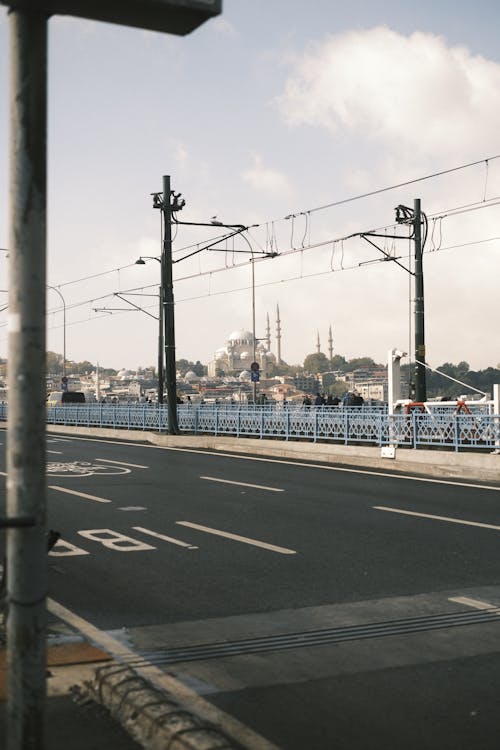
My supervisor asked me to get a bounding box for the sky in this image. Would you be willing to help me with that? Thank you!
[1,0,500,373]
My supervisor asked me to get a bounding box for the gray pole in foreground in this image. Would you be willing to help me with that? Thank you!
[162,175,179,434]
[7,8,48,750]
[413,198,427,402]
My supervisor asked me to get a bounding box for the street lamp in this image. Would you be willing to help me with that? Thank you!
[135,256,164,406]
[47,285,66,377]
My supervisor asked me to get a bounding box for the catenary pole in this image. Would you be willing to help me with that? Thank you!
[7,8,48,749]
[162,175,179,434]
[157,284,164,404]
[413,198,427,402]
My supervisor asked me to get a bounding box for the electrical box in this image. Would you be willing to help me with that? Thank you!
[0,0,222,35]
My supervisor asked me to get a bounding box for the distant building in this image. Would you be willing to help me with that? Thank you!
[293,375,319,394]
[207,328,276,378]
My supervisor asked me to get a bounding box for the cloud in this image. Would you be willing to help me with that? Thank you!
[241,154,292,197]
[277,26,500,158]
[211,17,238,37]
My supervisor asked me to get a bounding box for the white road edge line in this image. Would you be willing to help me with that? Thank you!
[95,458,149,469]
[46,598,279,750]
[200,475,284,492]
[449,596,500,613]
[49,485,112,504]
[132,526,198,549]
[374,505,500,531]
[177,521,296,555]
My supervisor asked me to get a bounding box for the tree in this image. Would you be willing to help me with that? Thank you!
[330,354,347,370]
[192,360,206,376]
[346,357,376,370]
[303,352,330,373]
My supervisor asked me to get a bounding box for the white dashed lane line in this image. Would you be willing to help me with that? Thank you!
[200,475,285,492]
[132,526,198,549]
[176,521,296,554]
[49,485,112,504]
[95,458,148,469]
[374,505,500,532]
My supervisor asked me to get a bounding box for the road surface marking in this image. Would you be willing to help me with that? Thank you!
[449,596,500,612]
[78,529,155,551]
[118,506,147,512]
[49,485,112,503]
[0,471,5,477]
[133,526,198,549]
[47,598,280,750]
[95,458,148,469]
[374,505,500,531]
[52,434,500,491]
[200,475,284,492]
[177,521,296,554]
[47,450,63,455]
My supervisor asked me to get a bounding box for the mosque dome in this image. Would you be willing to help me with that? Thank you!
[228,329,254,345]
[184,370,198,382]
[215,347,227,360]
[240,351,250,360]
[239,370,251,382]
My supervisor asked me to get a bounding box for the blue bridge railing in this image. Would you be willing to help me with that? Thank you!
[1,402,498,452]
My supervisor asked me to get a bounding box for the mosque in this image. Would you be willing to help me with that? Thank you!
[207,305,334,378]
[207,305,283,378]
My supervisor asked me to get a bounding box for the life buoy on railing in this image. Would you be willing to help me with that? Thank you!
[454,400,471,415]
[405,402,426,415]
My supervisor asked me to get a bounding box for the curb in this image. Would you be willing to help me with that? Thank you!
[88,663,243,750]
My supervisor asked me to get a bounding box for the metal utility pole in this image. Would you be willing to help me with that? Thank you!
[7,8,48,749]
[161,175,179,434]
[251,254,257,404]
[157,285,164,404]
[413,198,427,402]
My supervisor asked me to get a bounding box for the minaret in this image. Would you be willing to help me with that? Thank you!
[266,313,271,351]
[328,325,333,364]
[316,330,321,354]
[276,304,282,364]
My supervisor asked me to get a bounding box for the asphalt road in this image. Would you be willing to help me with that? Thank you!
[2,428,500,749]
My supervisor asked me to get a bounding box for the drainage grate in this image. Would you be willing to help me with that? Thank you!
[134,606,500,667]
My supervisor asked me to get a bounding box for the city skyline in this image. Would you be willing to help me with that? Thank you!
[1,2,499,371]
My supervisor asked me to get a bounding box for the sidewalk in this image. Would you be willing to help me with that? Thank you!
[0,636,143,750]
[0,609,258,750]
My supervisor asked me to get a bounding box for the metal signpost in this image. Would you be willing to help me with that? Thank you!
[1,2,221,748]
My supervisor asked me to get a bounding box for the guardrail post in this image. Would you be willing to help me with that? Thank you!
[314,407,318,443]
[344,409,349,445]
[260,407,264,439]
[412,410,418,449]
[215,406,219,436]
[454,415,459,452]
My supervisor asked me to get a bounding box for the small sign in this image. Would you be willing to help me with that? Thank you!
[381,446,396,459]
[251,371,260,382]
[250,361,260,373]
